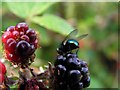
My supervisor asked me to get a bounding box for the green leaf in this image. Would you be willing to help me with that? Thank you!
[89,76,104,88]
[6,2,55,19]
[38,27,51,46]
[31,14,74,35]
[9,76,19,81]
[10,84,18,90]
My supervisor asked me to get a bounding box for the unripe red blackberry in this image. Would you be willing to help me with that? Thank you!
[2,31,12,43]
[33,39,38,49]
[0,74,4,84]
[0,62,6,74]
[2,22,38,65]
[53,53,90,90]
[26,29,36,42]
[6,26,15,32]
[20,35,30,42]
[0,62,6,85]
[5,38,17,53]
[15,22,28,32]
[5,50,20,64]
[12,31,20,39]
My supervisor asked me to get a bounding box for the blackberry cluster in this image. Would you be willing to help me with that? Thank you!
[54,53,90,90]
[2,22,38,65]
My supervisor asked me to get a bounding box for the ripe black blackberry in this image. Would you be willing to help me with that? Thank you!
[53,53,90,90]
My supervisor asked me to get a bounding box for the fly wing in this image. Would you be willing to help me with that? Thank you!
[63,29,78,42]
[62,29,88,44]
[76,34,88,41]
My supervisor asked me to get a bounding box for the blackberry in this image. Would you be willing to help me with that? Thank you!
[81,75,90,88]
[2,22,38,65]
[54,55,66,66]
[81,61,88,67]
[53,81,69,90]
[70,82,83,90]
[66,53,77,58]
[53,53,90,90]
[54,64,66,81]
[81,67,88,75]
[66,57,81,70]
[68,70,81,86]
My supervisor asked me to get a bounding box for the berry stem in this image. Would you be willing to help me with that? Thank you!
[19,68,31,80]
[27,66,36,77]
[48,62,54,78]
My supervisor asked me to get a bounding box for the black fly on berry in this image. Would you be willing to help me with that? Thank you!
[54,29,90,90]
[57,29,88,55]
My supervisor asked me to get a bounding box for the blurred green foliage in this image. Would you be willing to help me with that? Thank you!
[0,2,118,89]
